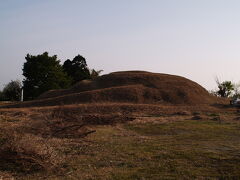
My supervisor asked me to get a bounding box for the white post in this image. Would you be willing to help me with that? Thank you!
[21,88,24,102]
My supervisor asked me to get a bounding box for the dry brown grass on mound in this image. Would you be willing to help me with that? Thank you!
[39,71,216,105]
[2,71,226,108]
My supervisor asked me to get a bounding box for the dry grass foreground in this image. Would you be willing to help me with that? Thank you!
[0,103,240,179]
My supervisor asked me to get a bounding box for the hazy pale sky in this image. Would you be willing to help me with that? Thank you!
[1,0,240,90]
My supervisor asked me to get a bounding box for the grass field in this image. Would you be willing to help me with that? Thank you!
[0,105,240,179]
[14,118,239,179]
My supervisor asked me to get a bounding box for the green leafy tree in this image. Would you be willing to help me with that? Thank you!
[216,78,234,97]
[63,55,90,84]
[2,80,22,101]
[23,52,71,100]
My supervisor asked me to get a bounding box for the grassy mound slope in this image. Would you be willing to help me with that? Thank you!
[3,71,224,108]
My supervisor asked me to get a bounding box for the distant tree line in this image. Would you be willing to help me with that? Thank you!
[0,52,102,101]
